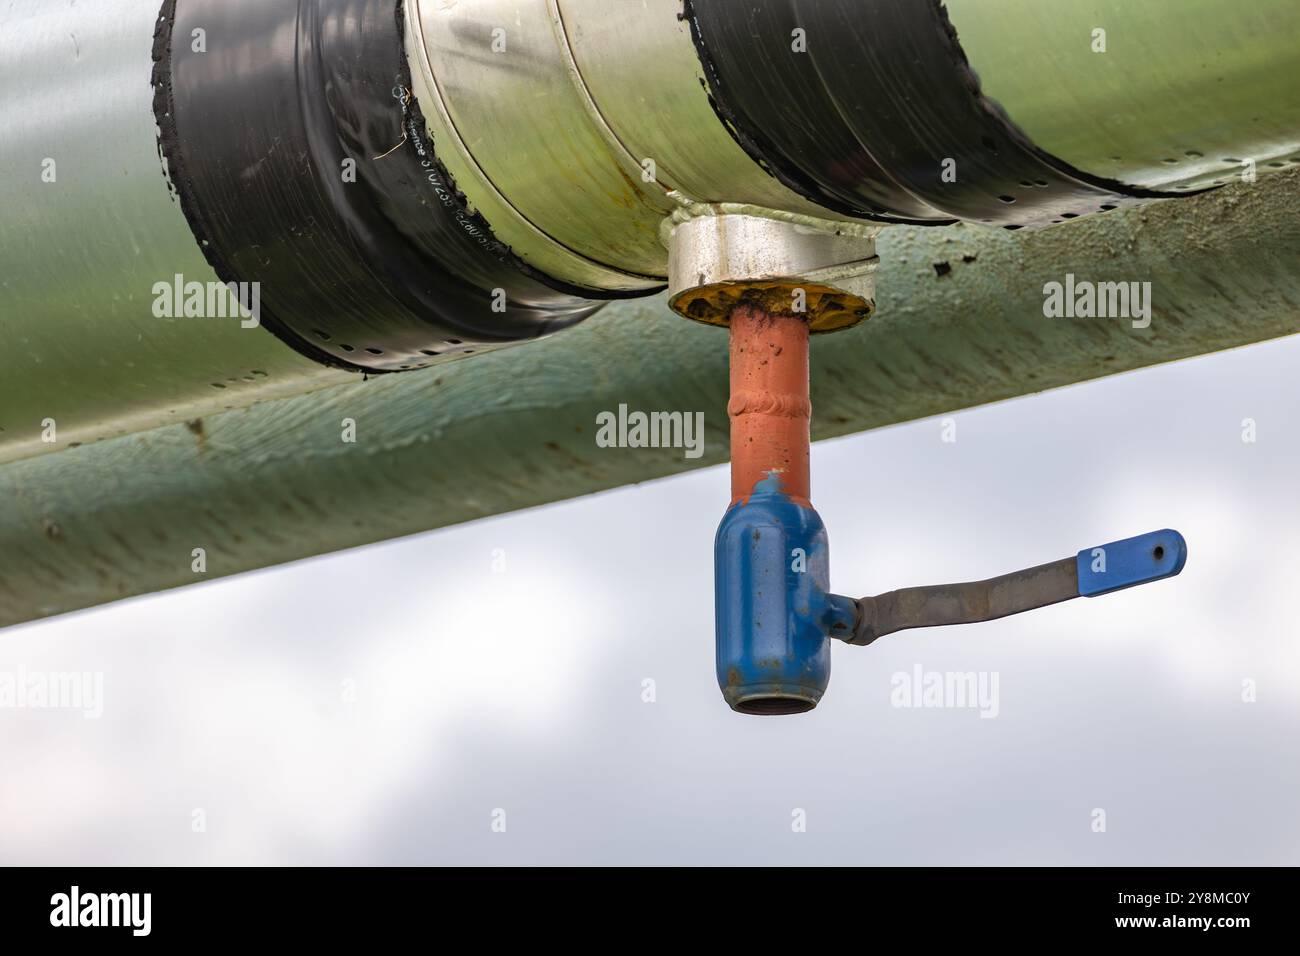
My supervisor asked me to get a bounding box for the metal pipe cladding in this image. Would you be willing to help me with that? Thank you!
[2,0,1297,467]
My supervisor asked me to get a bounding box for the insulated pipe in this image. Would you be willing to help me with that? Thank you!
[678,0,1299,228]
[155,0,604,371]
[0,0,351,464]
[943,0,1300,194]
[0,0,604,462]
[3,0,1300,467]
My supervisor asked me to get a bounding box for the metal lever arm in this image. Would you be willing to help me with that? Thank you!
[835,529,1187,647]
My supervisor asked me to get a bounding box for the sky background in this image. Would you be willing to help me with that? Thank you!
[1,330,1297,866]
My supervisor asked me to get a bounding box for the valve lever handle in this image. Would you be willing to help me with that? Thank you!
[837,529,1187,647]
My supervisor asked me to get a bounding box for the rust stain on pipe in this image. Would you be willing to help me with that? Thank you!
[728,304,812,506]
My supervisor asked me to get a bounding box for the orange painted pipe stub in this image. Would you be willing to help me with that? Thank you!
[728,304,812,506]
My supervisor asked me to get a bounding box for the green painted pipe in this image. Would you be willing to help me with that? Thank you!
[2,167,1298,629]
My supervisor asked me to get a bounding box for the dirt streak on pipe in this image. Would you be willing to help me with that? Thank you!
[727,304,812,506]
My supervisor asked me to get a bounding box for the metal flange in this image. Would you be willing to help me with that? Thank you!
[665,210,880,332]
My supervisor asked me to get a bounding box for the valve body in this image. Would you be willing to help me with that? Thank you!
[715,481,841,715]
[715,306,852,714]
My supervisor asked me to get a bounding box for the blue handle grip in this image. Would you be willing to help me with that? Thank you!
[1076,529,1187,597]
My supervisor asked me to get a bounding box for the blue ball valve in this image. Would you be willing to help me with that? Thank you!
[715,474,856,714]
[716,305,1187,715]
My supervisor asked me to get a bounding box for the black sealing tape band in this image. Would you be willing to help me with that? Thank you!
[682,0,949,227]
[152,0,609,373]
[685,0,1186,230]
